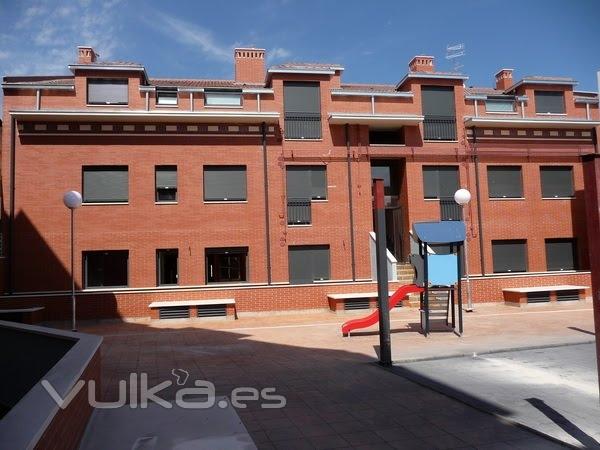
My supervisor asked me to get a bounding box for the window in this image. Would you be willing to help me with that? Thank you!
[156,88,178,106]
[84,250,128,288]
[369,128,405,145]
[487,166,523,199]
[286,166,327,200]
[421,86,456,140]
[535,91,565,114]
[485,99,515,113]
[205,247,247,283]
[546,239,577,271]
[492,240,527,273]
[204,90,242,107]
[157,249,178,285]
[288,245,330,284]
[83,166,128,203]
[87,78,128,105]
[203,166,247,201]
[284,82,321,139]
[371,162,400,197]
[540,166,574,198]
[155,165,177,202]
[422,166,459,199]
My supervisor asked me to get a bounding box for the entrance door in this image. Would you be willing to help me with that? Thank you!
[385,206,403,261]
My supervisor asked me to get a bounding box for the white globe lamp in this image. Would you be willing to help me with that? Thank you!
[63,190,82,209]
[454,188,471,206]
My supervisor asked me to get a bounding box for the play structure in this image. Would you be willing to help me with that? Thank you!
[341,219,466,337]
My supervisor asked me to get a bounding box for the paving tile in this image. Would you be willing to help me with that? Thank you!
[265,425,304,442]
[339,430,385,446]
[308,434,350,450]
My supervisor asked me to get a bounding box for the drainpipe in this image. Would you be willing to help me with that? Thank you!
[262,122,272,284]
[35,89,41,110]
[593,126,599,154]
[190,92,194,112]
[7,116,16,293]
[472,127,486,275]
[345,124,357,281]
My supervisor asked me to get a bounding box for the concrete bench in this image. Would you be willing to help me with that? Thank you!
[0,306,45,324]
[503,285,590,306]
[327,292,399,313]
[149,299,236,320]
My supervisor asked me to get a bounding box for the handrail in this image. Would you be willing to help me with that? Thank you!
[369,231,398,281]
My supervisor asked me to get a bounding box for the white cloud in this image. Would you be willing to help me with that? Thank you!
[148,12,232,62]
[269,47,291,61]
[1,0,124,77]
[0,51,9,60]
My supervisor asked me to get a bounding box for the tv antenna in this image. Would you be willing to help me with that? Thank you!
[446,43,465,72]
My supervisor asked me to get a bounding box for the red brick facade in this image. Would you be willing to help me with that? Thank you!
[1,46,598,320]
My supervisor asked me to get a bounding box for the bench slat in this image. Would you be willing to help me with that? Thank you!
[149,299,235,308]
[502,285,588,294]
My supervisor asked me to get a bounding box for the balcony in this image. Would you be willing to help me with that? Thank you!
[284,112,321,139]
[287,198,312,225]
[439,197,462,221]
[423,115,457,141]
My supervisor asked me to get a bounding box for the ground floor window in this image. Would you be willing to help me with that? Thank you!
[545,238,577,271]
[492,240,527,273]
[157,249,178,285]
[84,250,128,288]
[288,245,330,284]
[205,247,248,283]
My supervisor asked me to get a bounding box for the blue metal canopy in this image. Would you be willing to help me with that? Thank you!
[413,221,466,244]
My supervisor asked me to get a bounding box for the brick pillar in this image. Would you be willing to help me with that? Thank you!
[582,153,600,397]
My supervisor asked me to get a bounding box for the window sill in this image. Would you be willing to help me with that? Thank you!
[83,286,129,291]
[284,138,323,142]
[288,224,312,227]
[369,144,407,147]
[541,197,575,200]
[204,105,243,109]
[485,111,518,115]
[206,281,249,286]
[535,112,567,116]
[86,104,129,107]
[312,199,328,203]
[423,140,459,143]
[488,197,525,201]
[203,200,248,204]
[83,202,129,206]
[424,198,440,202]
[155,104,179,108]
[157,284,179,287]
[155,201,178,205]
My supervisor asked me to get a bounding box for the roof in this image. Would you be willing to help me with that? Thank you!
[522,75,576,83]
[337,83,397,94]
[2,76,74,86]
[413,221,466,244]
[464,86,504,96]
[396,71,468,89]
[269,62,344,71]
[149,78,263,89]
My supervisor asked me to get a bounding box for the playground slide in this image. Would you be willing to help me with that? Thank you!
[341,284,424,336]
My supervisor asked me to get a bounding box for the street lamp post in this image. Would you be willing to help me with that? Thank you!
[63,191,82,331]
[454,188,473,312]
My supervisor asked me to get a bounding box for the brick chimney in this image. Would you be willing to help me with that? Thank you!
[234,48,266,83]
[495,68,514,91]
[409,55,434,73]
[77,46,97,64]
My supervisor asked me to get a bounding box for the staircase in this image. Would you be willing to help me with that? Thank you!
[427,291,450,326]
[396,263,418,307]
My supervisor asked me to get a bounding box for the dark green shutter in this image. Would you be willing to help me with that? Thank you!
[492,240,527,273]
[287,166,327,200]
[535,91,565,114]
[545,239,576,271]
[289,245,330,284]
[83,166,128,202]
[204,166,247,201]
[423,166,458,199]
[540,167,573,198]
[421,86,455,116]
[284,82,320,113]
[488,166,523,198]
[156,166,177,189]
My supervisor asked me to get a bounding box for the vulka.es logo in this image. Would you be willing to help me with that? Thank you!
[42,371,286,410]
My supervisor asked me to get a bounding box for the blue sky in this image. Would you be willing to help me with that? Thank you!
[0,0,599,91]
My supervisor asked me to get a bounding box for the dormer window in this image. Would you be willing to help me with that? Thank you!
[535,91,565,114]
[156,88,178,106]
[87,78,128,105]
[204,90,242,107]
[485,98,515,113]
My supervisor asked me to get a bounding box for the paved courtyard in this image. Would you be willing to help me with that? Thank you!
[80,302,596,449]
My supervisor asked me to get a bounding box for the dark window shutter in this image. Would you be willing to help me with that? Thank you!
[84,250,128,287]
[204,166,247,201]
[423,166,458,199]
[83,166,128,202]
[545,239,577,271]
[312,245,330,281]
[286,167,311,199]
[289,245,330,284]
[156,166,177,189]
[421,86,456,116]
[492,240,527,273]
[87,79,128,104]
[535,91,565,114]
[284,82,320,113]
[487,166,523,198]
[310,167,327,199]
[423,167,439,199]
[540,167,573,198]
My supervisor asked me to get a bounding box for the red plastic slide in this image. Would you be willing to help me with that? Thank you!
[341,284,424,336]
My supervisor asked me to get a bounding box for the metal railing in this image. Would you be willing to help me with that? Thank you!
[284,112,322,139]
[423,115,457,141]
[439,197,462,221]
[287,198,312,225]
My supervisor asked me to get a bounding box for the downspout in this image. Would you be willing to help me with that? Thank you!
[593,126,599,154]
[345,123,356,281]
[36,89,41,110]
[472,126,486,275]
[8,116,16,293]
[261,122,272,284]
